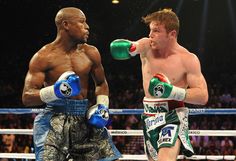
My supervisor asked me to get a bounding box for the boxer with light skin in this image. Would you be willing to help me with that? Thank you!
[22,7,121,161]
[110,8,208,161]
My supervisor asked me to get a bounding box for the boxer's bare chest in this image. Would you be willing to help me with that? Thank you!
[45,49,92,83]
[142,52,186,85]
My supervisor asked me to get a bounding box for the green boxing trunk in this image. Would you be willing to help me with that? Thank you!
[141,108,194,160]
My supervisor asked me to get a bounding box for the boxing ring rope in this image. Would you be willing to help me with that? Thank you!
[0,153,235,160]
[1,129,236,137]
[0,108,236,160]
[1,108,236,115]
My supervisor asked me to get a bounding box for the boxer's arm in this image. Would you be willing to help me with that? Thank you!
[149,73,187,101]
[23,53,81,106]
[86,46,109,128]
[184,54,208,105]
[89,46,109,103]
[22,53,47,106]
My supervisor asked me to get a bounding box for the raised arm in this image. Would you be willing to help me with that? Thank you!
[148,53,208,105]
[22,53,47,106]
[184,54,208,105]
[22,52,81,107]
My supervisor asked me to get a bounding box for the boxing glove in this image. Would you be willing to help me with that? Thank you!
[40,71,81,103]
[148,73,186,101]
[110,39,138,60]
[87,95,109,128]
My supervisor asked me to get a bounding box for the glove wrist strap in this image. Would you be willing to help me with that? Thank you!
[40,86,58,103]
[129,42,139,56]
[97,95,109,107]
[169,86,186,101]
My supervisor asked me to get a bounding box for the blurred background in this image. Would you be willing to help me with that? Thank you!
[0,0,235,160]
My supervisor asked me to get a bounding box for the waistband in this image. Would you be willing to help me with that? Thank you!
[46,99,88,115]
[143,97,184,113]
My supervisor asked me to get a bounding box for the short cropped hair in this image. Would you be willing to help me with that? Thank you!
[142,8,179,35]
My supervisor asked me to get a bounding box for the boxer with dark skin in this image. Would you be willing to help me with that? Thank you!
[22,7,121,161]
[22,7,104,105]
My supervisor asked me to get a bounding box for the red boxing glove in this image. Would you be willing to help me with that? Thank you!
[153,73,171,84]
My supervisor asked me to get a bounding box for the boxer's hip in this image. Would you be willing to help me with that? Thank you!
[143,97,185,114]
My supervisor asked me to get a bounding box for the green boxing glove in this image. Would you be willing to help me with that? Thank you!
[148,73,186,101]
[110,39,138,60]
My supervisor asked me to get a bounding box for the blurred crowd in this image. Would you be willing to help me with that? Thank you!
[0,72,236,161]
